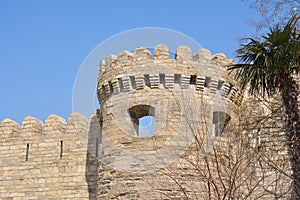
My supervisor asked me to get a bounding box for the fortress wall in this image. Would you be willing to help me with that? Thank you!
[96,45,292,199]
[97,96,293,199]
[0,44,292,200]
[96,44,242,199]
[0,112,101,200]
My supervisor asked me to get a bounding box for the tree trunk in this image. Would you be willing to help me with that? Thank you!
[281,77,300,199]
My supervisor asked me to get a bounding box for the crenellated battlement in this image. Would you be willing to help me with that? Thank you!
[22,116,43,137]
[97,44,242,107]
[98,44,235,76]
[1,118,20,138]
[0,111,100,199]
[0,40,291,199]
[0,112,98,140]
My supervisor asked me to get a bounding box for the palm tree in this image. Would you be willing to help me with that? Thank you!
[228,15,300,198]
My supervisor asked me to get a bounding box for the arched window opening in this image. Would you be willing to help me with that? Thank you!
[212,111,231,137]
[138,116,155,136]
[128,105,155,137]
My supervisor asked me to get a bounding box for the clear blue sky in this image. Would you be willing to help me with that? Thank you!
[0,0,258,123]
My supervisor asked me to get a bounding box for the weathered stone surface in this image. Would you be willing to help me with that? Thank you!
[0,44,292,200]
[0,112,100,199]
[96,44,292,199]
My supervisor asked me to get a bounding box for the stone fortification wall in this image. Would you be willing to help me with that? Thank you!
[96,44,244,199]
[0,112,101,200]
[0,43,292,200]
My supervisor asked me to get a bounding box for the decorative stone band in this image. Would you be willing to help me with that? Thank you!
[98,73,243,106]
[0,112,100,139]
[97,44,243,107]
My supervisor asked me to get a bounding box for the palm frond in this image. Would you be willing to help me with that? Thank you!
[228,14,300,97]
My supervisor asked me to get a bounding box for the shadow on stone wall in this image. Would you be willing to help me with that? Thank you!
[85,110,101,200]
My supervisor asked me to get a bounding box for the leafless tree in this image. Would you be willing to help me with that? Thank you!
[153,93,293,199]
[243,0,300,32]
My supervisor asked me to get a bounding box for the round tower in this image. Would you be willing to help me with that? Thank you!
[97,44,242,199]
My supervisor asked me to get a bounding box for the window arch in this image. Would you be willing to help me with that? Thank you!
[212,111,231,137]
[128,105,155,136]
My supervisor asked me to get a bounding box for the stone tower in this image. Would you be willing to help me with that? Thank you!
[97,44,244,199]
[0,44,292,199]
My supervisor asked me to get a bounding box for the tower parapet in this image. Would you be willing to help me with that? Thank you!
[96,45,245,199]
[97,44,242,107]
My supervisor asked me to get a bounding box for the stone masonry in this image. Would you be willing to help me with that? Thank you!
[0,44,292,199]
[0,113,100,199]
[96,44,291,199]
